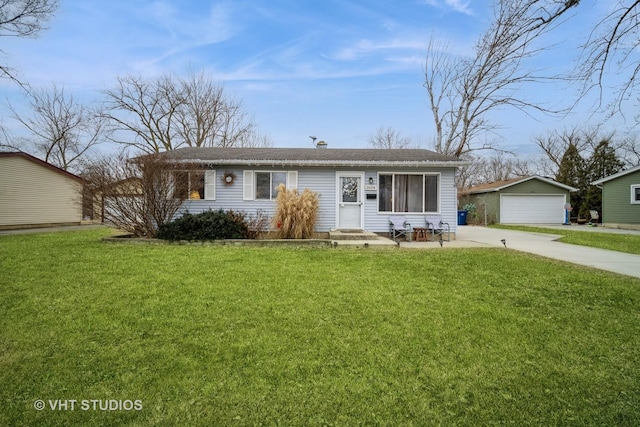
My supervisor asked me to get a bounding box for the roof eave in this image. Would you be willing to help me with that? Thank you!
[171,159,469,168]
[592,165,640,185]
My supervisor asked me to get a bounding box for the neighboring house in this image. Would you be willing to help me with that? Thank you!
[459,175,578,225]
[0,152,83,230]
[591,164,640,230]
[158,147,467,235]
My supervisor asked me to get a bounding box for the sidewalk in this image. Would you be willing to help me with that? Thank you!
[402,226,640,279]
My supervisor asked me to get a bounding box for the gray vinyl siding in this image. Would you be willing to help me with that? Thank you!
[0,156,82,227]
[601,170,640,226]
[179,167,336,231]
[179,166,459,233]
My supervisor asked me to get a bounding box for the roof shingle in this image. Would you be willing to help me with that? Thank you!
[156,147,466,167]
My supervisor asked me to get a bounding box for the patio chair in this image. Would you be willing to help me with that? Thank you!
[389,216,411,241]
[589,210,599,225]
[425,215,450,242]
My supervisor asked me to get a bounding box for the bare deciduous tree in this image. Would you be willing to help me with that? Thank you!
[618,136,640,166]
[424,0,579,157]
[532,126,608,176]
[83,153,190,237]
[0,0,58,87]
[578,1,640,118]
[176,72,256,148]
[101,74,182,153]
[6,84,105,171]
[102,72,260,153]
[457,152,532,190]
[368,126,414,149]
[237,130,274,148]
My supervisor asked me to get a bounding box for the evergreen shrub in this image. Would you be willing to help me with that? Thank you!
[157,209,248,241]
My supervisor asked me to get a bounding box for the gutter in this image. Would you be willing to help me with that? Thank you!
[170,158,470,168]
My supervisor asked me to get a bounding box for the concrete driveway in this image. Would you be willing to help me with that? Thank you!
[402,226,640,279]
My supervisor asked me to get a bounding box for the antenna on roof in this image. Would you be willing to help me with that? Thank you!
[309,136,317,147]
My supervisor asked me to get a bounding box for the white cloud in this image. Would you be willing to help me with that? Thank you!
[424,0,473,16]
[327,38,427,61]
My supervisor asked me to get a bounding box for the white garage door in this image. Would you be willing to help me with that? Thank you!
[500,195,566,224]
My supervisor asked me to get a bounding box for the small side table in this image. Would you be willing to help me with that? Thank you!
[412,227,429,242]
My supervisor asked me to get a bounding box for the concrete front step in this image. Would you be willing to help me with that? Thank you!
[329,230,380,241]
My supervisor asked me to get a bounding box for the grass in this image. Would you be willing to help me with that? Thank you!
[490,224,640,255]
[1,228,639,426]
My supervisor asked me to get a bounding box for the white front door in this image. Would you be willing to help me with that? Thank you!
[336,172,364,230]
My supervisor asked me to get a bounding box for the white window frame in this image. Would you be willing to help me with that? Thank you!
[631,184,640,204]
[377,172,441,214]
[243,170,298,201]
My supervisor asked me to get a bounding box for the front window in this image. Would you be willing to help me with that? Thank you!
[173,171,204,199]
[378,173,439,213]
[632,185,640,204]
[255,172,287,200]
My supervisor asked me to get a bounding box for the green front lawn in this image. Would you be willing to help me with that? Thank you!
[1,229,639,426]
[492,224,640,255]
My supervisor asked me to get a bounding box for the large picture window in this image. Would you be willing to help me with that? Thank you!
[378,173,439,213]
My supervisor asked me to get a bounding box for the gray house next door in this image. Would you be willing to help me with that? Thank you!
[336,172,364,230]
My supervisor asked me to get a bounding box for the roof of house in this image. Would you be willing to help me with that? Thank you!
[591,164,640,185]
[0,151,83,182]
[460,175,578,195]
[156,147,467,168]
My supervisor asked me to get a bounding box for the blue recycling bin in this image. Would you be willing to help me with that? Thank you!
[458,210,468,225]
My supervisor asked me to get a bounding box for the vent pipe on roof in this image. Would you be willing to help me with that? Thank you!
[316,140,327,149]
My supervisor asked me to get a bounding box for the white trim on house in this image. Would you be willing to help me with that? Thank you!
[335,171,365,230]
[172,158,466,168]
[631,184,640,204]
[205,170,216,200]
[243,170,254,200]
[287,171,298,191]
[592,164,640,185]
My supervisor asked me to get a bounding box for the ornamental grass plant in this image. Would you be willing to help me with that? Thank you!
[272,184,319,239]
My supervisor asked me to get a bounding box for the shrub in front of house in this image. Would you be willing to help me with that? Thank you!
[157,209,248,241]
[226,209,270,239]
[272,184,319,239]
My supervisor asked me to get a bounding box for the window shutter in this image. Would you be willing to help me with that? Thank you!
[243,170,254,200]
[204,170,216,200]
[287,171,298,191]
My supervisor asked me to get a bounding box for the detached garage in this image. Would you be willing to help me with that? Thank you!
[460,176,578,225]
[0,152,84,229]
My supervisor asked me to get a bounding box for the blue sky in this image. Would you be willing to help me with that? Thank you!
[1,0,630,153]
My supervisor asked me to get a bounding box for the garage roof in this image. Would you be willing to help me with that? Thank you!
[461,175,578,195]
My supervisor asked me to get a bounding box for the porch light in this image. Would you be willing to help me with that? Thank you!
[369,177,374,185]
